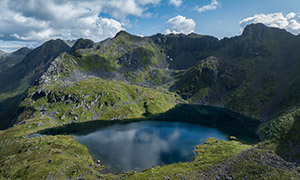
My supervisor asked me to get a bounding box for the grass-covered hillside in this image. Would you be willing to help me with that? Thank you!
[1,23,300,179]
[0,50,181,179]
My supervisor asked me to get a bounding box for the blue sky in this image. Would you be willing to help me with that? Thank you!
[126,0,300,38]
[0,0,300,52]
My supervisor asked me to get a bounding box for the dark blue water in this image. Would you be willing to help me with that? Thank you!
[73,121,228,173]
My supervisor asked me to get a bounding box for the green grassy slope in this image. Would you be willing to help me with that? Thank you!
[1,23,300,179]
[22,77,180,124]
[0,113,108,179]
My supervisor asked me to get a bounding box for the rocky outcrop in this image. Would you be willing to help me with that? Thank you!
[37,53,88,86]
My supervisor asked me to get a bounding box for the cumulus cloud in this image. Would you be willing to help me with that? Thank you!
[195,0,219,13]
[0,0,160,51]
[169,0,182,7]
[240,12,300,35]
[164,15,196,34]
[286,12,296,19]
[137,0,161,6]
[288,20,300,32]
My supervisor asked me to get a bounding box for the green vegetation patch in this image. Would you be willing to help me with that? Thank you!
[123,138,250,180]
[0,112,113,180]
[23,77,179,124]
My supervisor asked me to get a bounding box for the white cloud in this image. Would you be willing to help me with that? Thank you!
[169,0,182,7]
[137,0,160,6]
[0,0,160,51]
[240,12,300,35]
[195,0,219,13]
[286,12,296,19]
[0,40,35,53]
[288,20,300,32]
[164,15,196,34]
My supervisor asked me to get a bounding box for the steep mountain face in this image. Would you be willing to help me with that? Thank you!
[172,23,300,119]
[0,39,70,129]
[171,56,245,103]
[0,47,31,72]
[0,39,70,93]
[1,23,300,179]
[150,33,220,70]
[1,23,300,128]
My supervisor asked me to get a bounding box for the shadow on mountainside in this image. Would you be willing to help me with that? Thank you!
[0,93,25,130]
[39,104,261,144]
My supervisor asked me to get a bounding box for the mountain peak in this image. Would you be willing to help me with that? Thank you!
[39,38,68,49]
[242,23,292,38]
[242,23,269,37]
[114,30,131,38]
[12,47,31,56]
[113,30,142,41]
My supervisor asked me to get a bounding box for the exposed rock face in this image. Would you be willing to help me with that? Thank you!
[37,53,88,86]
[0,39,70,129]
[150,33,220,70]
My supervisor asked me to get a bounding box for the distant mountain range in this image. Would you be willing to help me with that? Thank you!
[0,47,31,73]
